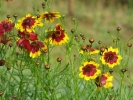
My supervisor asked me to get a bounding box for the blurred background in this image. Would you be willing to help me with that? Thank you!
[0,0,133,44]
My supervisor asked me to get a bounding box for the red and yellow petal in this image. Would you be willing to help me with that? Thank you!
[100,46,122,68]
[79,61,101,81]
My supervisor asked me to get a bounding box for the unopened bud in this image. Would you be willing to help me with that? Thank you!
[117,26,121,31]
[89,38,94,43]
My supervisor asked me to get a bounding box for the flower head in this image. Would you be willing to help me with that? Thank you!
[45,23,69,45]
[100,46,122,68]
[17,31,38,51]
[40,12,61,23]
[0,19,14,36]
[15,14,43,32]
[79,61,101,81]
[95,72,113,89]
[29,41,47,58]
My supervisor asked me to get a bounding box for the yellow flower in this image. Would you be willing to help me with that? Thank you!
[15,14,43,32]
[79,61,101,81]
[40,12,61,23]
[29,41,47,58]
[45,23,69,46]
[100,46,122,68]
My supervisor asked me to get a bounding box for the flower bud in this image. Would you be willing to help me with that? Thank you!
[109,69,113,74]
[7,15,10,19]
[0,91,3,96]
[13,13,18,19]
[71,29,75,33]
[45,65,50,69]
[36,14,40,19]
[36,61,40,65]
[80,33,84,37]
[89,38,94,43]
[7,66,11,70]
[127,43,132,47]
[100,46,105,52]
[57,57,62,62]
[0,59,6,66]
[9,43,13,47]
[81,46,87,50]
[98,41,101,44]
[117,26,121,31]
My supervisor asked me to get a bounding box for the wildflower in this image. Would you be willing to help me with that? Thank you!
[89,48,99,55]
[15,14,43,32]
[79,61,101,81]
[40,12,61,23]
[100,46,122,68]
[17,31,38,51]
[0,36,12,44]
[29,41,47,58]
[95,72,113,89]
[0,19,14,36]
[45,23,69,45]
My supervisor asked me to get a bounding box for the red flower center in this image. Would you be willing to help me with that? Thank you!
[104,51,118,64]
[54,30,61,37]
[82,64,96,76]
[24,19,31,25]
[46,14,52,18]
[3,24,8,29]
[22,17,35,29]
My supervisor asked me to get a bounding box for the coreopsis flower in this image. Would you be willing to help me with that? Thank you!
[17,31,38,51]
[95,72,113,89]
[89,48,99,55]
[100,46,122,68]
[40,12,61,23]
[79,61,101,81]
[15,14,43,33]
[0,19,14,36]
[29,41,47,58]
[45,23,69,45]
[0,36,12,44]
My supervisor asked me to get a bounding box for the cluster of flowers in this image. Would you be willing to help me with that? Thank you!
[0,4,123,91]
[0,11,69,59]
[78,40,122,89]
[15,12,69,58]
